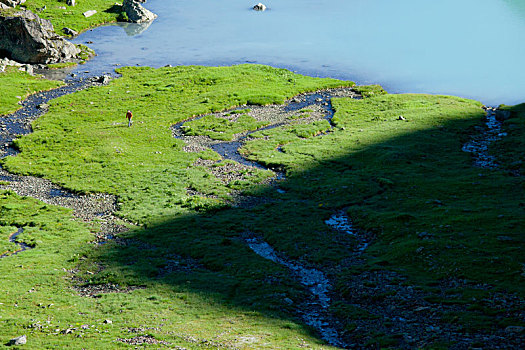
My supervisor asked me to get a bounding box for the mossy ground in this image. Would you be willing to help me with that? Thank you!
[0,65,523,348]
[0,67,63,116]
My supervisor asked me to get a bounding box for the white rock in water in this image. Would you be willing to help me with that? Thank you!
[253,3,266,11]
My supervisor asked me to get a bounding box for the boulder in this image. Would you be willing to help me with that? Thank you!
[63,27,78,36]
[253,3,266,11]
[123,0,157,23]
[66,0,76,6]
[0,10,80,64]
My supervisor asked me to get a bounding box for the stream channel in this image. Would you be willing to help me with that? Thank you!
[0,228,30,258]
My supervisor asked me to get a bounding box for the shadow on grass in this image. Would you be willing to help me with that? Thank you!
[85,105,525,347]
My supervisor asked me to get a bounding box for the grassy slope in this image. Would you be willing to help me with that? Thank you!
[494,103,525,175]
[0,67,63,116]
[1,65,523,347]
[14,0,124,36]
[238,93,524,293]
[3,65,354,224]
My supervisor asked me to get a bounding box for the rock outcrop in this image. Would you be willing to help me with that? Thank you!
[123,0,157,23]
[0,10,80,64]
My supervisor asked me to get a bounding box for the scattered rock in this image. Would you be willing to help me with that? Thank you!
[103,319,112,324]
[0,10,80,64]
[83,10,97,18]
[7,335,26,346]
[117,335,171,346]
[397,115,406,120]
[505,326,524,333]
[414,306,430,312]
[94,75,111,84]
[1,59,36,75]
[66,0,76,6]
[37,103,49,109]
[417,231,434,240]
[123,0,157,23]
[253,3,266,11]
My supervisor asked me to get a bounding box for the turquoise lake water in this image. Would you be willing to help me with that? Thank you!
[73,0,525,105]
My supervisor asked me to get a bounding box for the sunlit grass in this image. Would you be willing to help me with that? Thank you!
[0,67,63,116]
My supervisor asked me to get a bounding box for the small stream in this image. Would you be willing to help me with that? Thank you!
[0,76,123,247]
[0,76,113,158]
[462,108,505,168]
[0,228,31,258]
[325,211,370,253]
[172,88,356,173]
[246,238,345,348]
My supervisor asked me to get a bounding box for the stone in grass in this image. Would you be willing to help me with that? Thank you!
[103,319,113,324]
[7,335,27,346]
[83,10,97,18]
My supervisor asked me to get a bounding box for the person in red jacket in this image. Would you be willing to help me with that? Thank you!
[126,110,133,127]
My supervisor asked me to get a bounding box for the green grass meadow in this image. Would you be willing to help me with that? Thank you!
[0,65,523,348]
[0,67,63,116]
